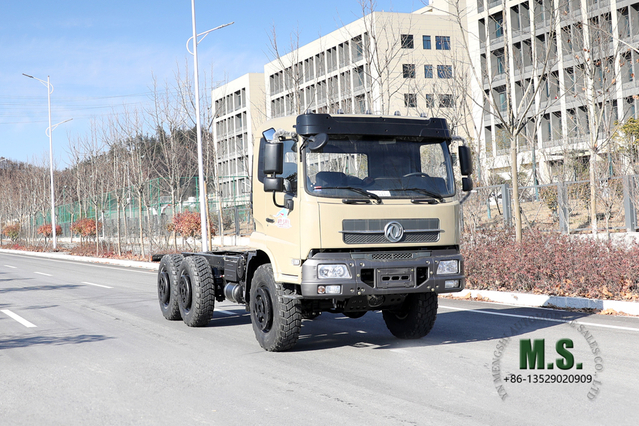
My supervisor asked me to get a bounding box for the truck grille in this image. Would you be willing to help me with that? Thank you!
[341,219,440,244]
[370,252,413,260]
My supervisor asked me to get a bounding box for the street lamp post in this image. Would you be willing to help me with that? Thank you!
[23,73,72,250]
[188,0,233,252]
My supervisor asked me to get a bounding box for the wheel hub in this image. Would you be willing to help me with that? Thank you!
[253,286,273,332]
[179,273,192,311]
[159,269,170,305]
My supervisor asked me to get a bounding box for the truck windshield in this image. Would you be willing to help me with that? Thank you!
[305,135,455,200]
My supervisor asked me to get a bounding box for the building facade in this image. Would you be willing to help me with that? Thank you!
[263,2,472,138]
[467,0,639,183]
[211,73,265,205]
[211,2,471,208]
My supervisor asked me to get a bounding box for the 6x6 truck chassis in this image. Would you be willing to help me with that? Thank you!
[157,112,473,351]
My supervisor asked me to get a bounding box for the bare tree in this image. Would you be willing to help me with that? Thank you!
[147,75,198,250]
[111,107,150,256]
[351,0,416,115]
[267,25,306,114]
[568,9,635,234]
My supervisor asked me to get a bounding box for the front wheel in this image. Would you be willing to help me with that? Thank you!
[382,292,437,339]
[250,264,302,352]
[176,256,215,327]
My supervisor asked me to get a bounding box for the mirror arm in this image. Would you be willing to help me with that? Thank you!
[459,192,473,205]
[272,192,285,208]
[272,192,294,211]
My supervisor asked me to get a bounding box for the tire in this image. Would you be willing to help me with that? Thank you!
[382,292,438,339]
[343,311,366,319]
[250,264,302,352]
[157,254,184,320]
[176,256,215,327]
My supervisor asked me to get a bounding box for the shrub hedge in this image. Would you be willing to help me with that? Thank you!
[462,230,639,301]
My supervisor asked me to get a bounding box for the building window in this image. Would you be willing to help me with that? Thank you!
[401,34,414,49]
[437,65,453,79]
[424,65,433,78]
[495,16,503,38]
[423,35,431,49]
[498,91,507,111]
[439,94,454,108]
[354,65,365,89]
[403,64,416,78]
[404,93,417,108]
[435,36,451,50]
[498,56,505,74]
[425,94,435,108]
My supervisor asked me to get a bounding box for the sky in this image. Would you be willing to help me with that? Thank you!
[0,0,426,168]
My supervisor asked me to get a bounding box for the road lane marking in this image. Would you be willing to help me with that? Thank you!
[4,265,17,268]
[439,304,639,333]
[1,309,37,328]
[81,281,113,289]
[34,272,52,276]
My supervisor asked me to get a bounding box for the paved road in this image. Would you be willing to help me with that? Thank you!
[1,251,638,425]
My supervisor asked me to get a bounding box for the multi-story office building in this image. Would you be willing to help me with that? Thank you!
[211,73,265,205]
[263,1,471,137]
[211,2,469,207]
[468,0,639,182]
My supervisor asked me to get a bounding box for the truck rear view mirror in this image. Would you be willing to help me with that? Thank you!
[264,142,283,175]
[263,176,284,192]
[462,176,473,192]
[458,145,473,176]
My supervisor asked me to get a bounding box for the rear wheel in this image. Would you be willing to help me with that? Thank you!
[382,292,437,339]
[250,264,302,352]
[157,254,183,320]
[177,256,215,327]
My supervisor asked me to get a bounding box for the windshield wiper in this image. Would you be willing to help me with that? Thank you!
[317,186,382,204]
[398,188,444,202]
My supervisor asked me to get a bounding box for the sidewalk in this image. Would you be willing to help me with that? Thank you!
[0,248,158,270]
[446,289,639,316]
[2,247,638,316]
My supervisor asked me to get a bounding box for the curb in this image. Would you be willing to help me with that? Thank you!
[0,248,158,270]
[447,289,639,316]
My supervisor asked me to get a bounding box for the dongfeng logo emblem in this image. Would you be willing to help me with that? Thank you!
[384,221,404,243]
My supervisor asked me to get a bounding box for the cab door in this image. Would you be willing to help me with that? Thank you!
[253,137,301,281]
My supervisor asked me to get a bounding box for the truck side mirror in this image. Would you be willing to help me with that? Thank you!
[458,145,473,176]
[264,142,283,175]
[264,176,284,192]
[462,176,473,192]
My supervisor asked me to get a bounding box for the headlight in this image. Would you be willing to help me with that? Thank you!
[437,260,459,275]
[318,264,351,279]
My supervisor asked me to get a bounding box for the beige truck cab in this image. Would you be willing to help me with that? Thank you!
[158,112,473,351]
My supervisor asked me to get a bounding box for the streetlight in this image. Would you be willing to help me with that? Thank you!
[23,73,72,250]
[188,0,233,252]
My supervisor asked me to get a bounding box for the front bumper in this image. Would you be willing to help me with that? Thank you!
[299,249,465,299]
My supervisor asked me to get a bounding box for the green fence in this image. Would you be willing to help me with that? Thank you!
[26,176,252,252]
